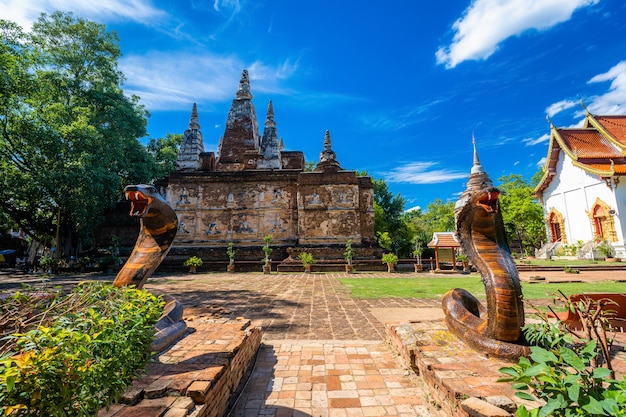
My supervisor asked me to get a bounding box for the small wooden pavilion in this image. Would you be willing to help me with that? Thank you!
[427,232,460,271]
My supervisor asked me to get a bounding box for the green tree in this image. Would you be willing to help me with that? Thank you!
[147,133,183,178]
[371,177,414,256]
[420,199,456,235]
[0,12,155,251]
[498,173,546,255]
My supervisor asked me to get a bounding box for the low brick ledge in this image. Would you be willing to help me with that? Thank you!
[98,317,262,417]
[385,321,532,417]
[386,320,626,417]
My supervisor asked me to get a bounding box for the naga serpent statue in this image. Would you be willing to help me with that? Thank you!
[441,145,530,362]
[112,184,187,352]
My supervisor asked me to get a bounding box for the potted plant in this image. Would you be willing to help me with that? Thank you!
[183,255,203,273]
[381,253,398,273]
[39,255,59,274]
[262,235,273,274]
[298,252,315,273]
[595,237,617,261]
[457,253,470,272]
[412,241,424,272]
[343,240,354,273]
[76,256,91,272]
[226,242,237,273]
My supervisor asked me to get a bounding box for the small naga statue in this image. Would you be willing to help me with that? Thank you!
[441,142,530,362]
[113,184,186,352]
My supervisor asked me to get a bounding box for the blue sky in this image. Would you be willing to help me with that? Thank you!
[5,0,626,211]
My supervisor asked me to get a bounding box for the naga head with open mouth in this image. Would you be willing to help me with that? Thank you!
[473,187,500,213]
[124,184,160,217]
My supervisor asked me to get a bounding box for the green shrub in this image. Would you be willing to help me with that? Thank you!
[381,253,398,265]
[499,341,626,416]
[298,252,315,266]
[183,256,203,267]
[0,282,164,416]
[500,293,626,416]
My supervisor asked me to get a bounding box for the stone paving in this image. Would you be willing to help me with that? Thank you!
[143,272,443,416]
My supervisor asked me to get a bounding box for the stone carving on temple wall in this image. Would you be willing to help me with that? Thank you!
[177,218,190,234]
[236,216,254,234]
[305,192,322,207]
[176,187,190,206]
[203,220,221,235]
[272,188,283,202]
[269,213,286,234]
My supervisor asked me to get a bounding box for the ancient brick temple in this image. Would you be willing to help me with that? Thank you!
[156,70,377,268]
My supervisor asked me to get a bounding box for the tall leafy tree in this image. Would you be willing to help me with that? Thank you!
[420,199,456,234]
[371,178,414,256]
[498,173,546,255]
[0,12,156,250]
[146,133,183,178]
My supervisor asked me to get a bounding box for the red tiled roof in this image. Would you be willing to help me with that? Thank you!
[535,112,626,197]
[558,129,622,158]
[593,115,626,146]
[427,232,459,248]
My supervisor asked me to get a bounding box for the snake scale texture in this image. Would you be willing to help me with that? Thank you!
[441,155,530,362]
[112,184,186,352]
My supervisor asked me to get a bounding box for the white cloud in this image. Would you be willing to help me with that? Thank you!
[120,52,298,110]
[404,205,422,213]
[381,162,468,185]
[436,0,599,68]
[0,0,166,30]
[523,132,550,146]
[537,156,547,167]
[546,99,577,117]
[586,61,626,114]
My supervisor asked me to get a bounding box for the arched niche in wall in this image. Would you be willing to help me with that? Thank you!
[587,198,618,242]
[548,207,567,244]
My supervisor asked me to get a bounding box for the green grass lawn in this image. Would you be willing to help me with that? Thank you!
[515,259,621,266]
[339,276,626,299]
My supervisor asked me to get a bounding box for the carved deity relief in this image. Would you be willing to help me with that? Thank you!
[272,188,283,202]
[227,193,235,208]
[237,216,254,234]
[306,192,322,207]
[176,187,190,206]
[177,217,190,234]
[203,219,222,235]
[269,213,286,234]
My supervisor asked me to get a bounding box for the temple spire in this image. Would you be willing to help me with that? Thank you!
[189,103,200,130]
[258,100,282,169]
[265,100,276,128]
[315,130,341,172]
[236,69,252,100]
[175,103,205,171]
[471,133,485,174]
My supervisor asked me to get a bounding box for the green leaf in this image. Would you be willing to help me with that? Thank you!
[499,366,520,377]
[560,346,585,371]
[525,363,549,377]
[566,381,580,403]
[515,391,536,401]
[539,399,564,417]
[529,346,558,364]
[581,396,605,415]
[599,398,619,415]
[591,367,612,379]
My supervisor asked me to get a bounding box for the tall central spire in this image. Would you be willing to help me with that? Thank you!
[471,133,485,174]
[216,69,261,171]
[236,70,252,100]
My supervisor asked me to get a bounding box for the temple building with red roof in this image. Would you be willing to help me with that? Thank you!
[534,105,626,259]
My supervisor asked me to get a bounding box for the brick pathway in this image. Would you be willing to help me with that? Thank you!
[144,272,443,416]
